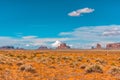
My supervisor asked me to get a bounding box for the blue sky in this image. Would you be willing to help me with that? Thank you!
[0,0,120,49]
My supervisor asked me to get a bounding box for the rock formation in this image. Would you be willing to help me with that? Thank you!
[38,46,48,50]
[57,43,70,49]
[16,47,25,50]
[96,43,102,49]
[92,43,102,49]
[106,43,120,49]
[0,46,14,50]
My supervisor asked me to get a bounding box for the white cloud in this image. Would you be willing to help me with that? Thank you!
[1,25,120,49]
[59,32,72,36]
[51,40,62,47]
[60,25,120,37]
[102,27,120,36]
[0,36,71,49]
[59,25,120,48]
[25,44,30,47]
[22,36,38,39]
[68,8,95,16]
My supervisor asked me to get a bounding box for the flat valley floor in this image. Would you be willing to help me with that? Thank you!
[0,50,120,80]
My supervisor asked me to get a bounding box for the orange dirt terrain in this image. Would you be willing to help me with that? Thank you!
[0,50,120,80]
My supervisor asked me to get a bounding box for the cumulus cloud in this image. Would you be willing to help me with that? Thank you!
[60,25,120,37]
[68,8,95,16]
[102,27,120,36]
[25,44,30,47]
[22,36,38,39]
[1,25,120,49]
[51,40,62,47]
[59,25,120,48]
[0,36,71,49]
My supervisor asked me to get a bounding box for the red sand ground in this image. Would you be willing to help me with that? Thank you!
[0,50,120,80]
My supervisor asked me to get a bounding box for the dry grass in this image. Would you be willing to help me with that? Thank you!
[85,64,103,73]
[0,50,120,80]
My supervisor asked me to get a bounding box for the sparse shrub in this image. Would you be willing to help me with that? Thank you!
[49,66,56,69]
[33,57,41,63]
[19,64,36,73]
[77,56,83,61]
[95,58,107,65]
[117,57,120,61]
[0,61,5,64]
[40,57,49,64]
[85,64,103,73]
[86,59,90,63]
[49,55,56,60]
[111,63,116,66]
[16,61,24,66]
[62,56,72,60]
[22,55,27,59]
[0,68,3,70]
[6,62,13,66]
[80,64,87,69]
[9,54,14,57]
[17,55,21,59]
[108,66,120,75]
[70,61,79,68]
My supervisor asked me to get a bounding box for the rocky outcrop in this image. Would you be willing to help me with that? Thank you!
[38,46,48,50]
[57,43,70,49]
[106,43,120,49]
[96,43,102,49]
[92,43,102,49]
[0,46,14,50]
[16,47,25,50]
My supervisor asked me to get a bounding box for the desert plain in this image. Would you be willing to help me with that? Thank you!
[0,50,120,80]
